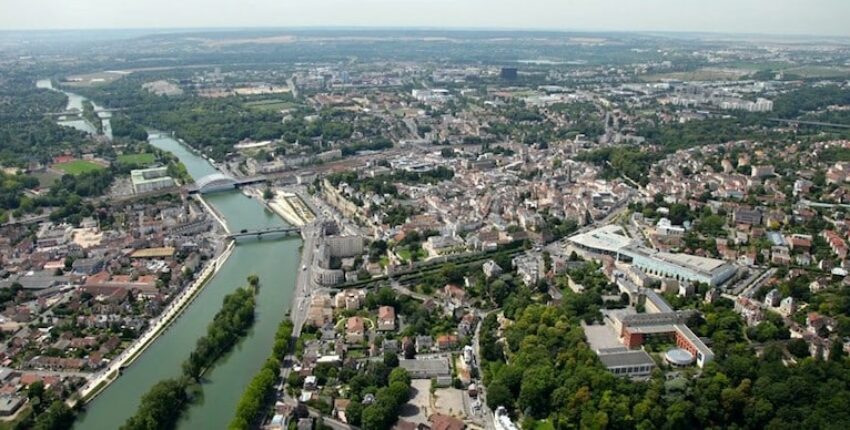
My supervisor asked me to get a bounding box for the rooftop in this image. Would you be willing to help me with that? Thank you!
[569,225,633,254]
[597,350,655,369]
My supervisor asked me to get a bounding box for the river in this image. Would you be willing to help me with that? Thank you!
[36,79,112,139]
[40,84,302,429]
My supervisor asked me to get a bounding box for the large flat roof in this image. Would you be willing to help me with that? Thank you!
[623,246,734,277]
[568,225,633,254]
[598,350,655,368]
[654,252,729,275]
[399,358,450,376]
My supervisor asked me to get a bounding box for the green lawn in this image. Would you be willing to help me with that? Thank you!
[397,247,427,263]
[54,160,105,175]
[531,420,556,430]
[118,153,156,167]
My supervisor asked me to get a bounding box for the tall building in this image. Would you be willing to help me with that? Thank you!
[500,67,518,80]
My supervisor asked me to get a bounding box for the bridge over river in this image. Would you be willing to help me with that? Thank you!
[227,225,302,239]
[186,173,269,194]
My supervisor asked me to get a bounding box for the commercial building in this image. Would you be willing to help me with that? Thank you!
[568,225,633,259]
[131,167,174,194]
[325,235,364,257]
[626,247,737,287]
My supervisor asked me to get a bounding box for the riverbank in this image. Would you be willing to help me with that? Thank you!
[245,188,313,227]
[75,238,236,405]
[195,194,231,234]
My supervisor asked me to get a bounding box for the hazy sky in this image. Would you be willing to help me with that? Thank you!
[1,0,849,37]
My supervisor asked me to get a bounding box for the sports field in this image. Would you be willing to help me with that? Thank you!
[54,160,105,175]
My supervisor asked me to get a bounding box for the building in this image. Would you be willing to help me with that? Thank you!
[423,235,467,258]
[596,348,656,378]
[0,396,25,417]
[36,224,73,248]
[131,167,174,194]
[733,208,762,226]
[325,235,364,257]
[656,218,685,237]
[750,165,775,178]
[611,310,715,368]
[780,296,797,316]
[482,260,503,278]
[570,226,737,286]
[429,414,465,430]
[345,316,365,344]
[377,306,396,331]
[765,288,782,307]
[513,254,544,286]
[500,67,518,80]
[626,247,737,287]
[399,358,451,379]
[568,225,633,259]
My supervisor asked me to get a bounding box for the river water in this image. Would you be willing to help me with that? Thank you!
[36,79,112,139]
[38,87,303,428]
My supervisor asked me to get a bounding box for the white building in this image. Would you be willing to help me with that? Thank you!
[131,167,174,194]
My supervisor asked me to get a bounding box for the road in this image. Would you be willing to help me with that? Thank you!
[291,220,320,337]
[472,310,496,430]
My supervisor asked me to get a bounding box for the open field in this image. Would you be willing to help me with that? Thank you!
[54,160,105,175]
[117,153,156,166]
[641,67,750,82]
[783,65,850,79]
[244,99,297,112]
[62,71,127,87]
[706,62,850,79]
[32,170,63,187]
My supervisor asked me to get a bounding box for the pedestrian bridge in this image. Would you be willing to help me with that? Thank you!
[188,173,268,194]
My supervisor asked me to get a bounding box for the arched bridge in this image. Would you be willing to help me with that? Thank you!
[188,173,269,194]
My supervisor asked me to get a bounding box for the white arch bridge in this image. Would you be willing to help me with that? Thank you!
[188,173,269,194]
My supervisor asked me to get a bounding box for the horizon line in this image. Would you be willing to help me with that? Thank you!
[1,25,849,41]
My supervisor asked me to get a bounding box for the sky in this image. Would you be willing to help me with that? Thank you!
[1,0,849,37]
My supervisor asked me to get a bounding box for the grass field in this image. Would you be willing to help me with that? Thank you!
[244,99,296,112]
[118,153,156,166]
[54,160,105,175]
[33,170,62,187]
[783,65,850,79]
